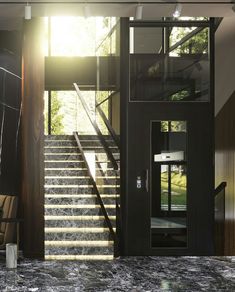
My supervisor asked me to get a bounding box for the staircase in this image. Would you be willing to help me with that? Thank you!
[44,135,119,260]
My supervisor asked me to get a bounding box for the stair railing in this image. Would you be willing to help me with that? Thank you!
[73,132,117,245]
[96,97,120,150]
[73,83,118,171]
[73,84,120,256]
[214,182,226,256]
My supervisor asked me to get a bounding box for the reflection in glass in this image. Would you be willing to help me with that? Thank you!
[130,23,210,102]
[151,121,187,248]
[161,165,187,212]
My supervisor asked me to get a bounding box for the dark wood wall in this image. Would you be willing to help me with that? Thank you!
[215,90,235,255]
[21,18,44,258]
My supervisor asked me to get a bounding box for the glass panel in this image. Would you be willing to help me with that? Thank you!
[130,27,162,53]
[130,25,210,102]
[44,91,48,135]
[161,164,169,210]
[48,91,96,135]
[151,120,187,248]
[161,165,187,212]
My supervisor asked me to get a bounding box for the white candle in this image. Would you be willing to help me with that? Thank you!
[6,243,17,269]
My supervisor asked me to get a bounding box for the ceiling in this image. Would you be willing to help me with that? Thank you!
[0,0,234,18]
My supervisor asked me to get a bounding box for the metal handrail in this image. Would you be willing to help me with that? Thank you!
[95,21,119,53]
[96,91,118,108]
[168,27,205,53]
[96,104,120,150]
[73,132,117,244]
[73,83,119,170]
[215,182,227,197]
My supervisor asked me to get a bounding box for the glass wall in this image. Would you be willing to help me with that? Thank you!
[130,22,210,102]
[45,17,116,57]
[44,90,113,135]
[44,17,119,136]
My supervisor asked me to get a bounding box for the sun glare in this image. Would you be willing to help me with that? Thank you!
[45,17,114,57]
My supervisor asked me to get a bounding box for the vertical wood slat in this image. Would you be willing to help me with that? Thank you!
[21,18,44,258]
[215,91,235,256]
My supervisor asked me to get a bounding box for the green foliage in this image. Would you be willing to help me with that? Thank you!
[44,92,64,135]
[161,121,186,132]
[161,170,187,206]
[170,27,208,55]
[51,92,64,134]
[171,90,189,101]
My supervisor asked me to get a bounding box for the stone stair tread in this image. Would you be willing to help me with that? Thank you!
[45,194,119,197]
[45,215,116,220]
[45,240,113,247]
[45,176,119,179]
[45,227,113,233]
[44,204,115,208]
[45,255,114,260]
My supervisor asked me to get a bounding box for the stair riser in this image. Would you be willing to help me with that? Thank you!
[45,161,86,168]
[45,161,114,168]
[45,141,77,147]
[45,135,74,141]
[45,178,119,185]
[45,134,119,140]
[45,232,112,241]
[45,169,118,176]
[45,246,113,255]
[45,154,83,161]
[45,140,116,147]
[45,208,116,216]
[80,141,117,147]
[45,187,119,194]
[45,220,116,228]
[45,154,117,163]
[45,147,119,154]
[44,147,80,154]
[45,197,116,205]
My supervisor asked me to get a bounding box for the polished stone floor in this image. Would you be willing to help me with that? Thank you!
[0,257,235,291]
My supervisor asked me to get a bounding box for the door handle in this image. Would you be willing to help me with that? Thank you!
[145,169,149,192]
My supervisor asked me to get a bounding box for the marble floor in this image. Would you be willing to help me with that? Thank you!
[0,257,235,291]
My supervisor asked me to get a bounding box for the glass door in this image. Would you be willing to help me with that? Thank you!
[151,120,187,248]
